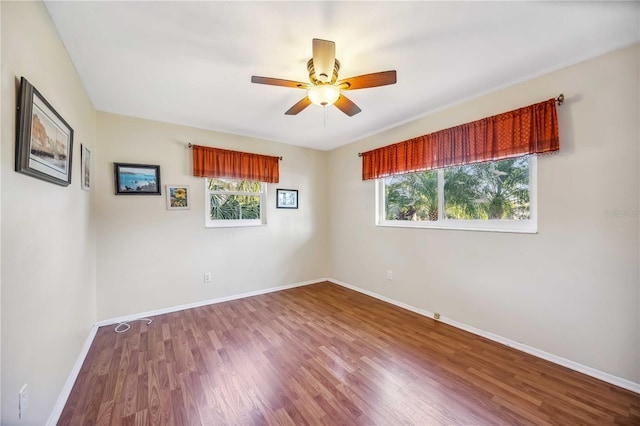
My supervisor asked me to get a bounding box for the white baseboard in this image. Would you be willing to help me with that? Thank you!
[50,275,638,425]
[95,278,324,327]
[46,324,99,425]
[328,278,640,395]
[48,278,325,425]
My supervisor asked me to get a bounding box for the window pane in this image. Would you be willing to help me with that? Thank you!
[239,195,261,219]
[208,178,261,192]
[384,171,438,221]
[210,194,261,220]
[443,158,529,220]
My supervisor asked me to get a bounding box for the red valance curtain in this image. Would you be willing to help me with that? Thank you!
[192,145,280,183]
[361,98,559,180]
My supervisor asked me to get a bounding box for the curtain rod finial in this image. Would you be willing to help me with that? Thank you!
[556,94,564,105]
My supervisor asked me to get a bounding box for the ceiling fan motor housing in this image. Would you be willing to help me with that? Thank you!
[307,58,341,85]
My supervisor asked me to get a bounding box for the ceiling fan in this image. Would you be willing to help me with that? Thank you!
[251,39,397,117]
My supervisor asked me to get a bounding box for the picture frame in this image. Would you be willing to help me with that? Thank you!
[166,185,190,210]
[276,189,298,209]
[114,163,161,195]
[15,76,74,186]
[81,144,91,191]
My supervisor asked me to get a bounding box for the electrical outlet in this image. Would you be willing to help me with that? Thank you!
[19,384,28,419]
[434,312,441,320]
[386,270,393,280]
[204,272,212,283]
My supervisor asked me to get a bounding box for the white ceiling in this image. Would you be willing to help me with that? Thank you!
[44,1,639,151]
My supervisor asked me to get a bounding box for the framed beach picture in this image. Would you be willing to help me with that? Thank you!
[166,185,190,210]
[114,163,161,195]
[81,144,91,190]
[15,77,74,186]
[276,189,298,209]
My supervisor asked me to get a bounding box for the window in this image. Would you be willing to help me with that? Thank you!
[377,157,536,233]
[205,178,266,227]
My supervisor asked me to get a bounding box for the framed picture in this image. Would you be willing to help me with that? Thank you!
[114,163,161,195]
[166,185,190,210]
[81,144,91,190]
[277,189,298,209]
[15,76,74,186]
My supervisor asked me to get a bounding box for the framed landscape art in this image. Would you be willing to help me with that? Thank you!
[114,163,161,195]
[15,77,74,186]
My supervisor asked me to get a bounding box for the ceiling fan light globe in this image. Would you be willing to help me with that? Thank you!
[308,84,340,106]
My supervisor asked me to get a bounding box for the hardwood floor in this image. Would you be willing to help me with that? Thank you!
[59,282,639,425]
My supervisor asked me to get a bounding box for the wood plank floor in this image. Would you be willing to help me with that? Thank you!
[59,281,640,425]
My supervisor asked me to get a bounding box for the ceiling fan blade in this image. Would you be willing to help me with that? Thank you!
[285,97,312,115]
[334,94,361,117]
[312,39,335,83]
[251,76,309,89]
[338,70,397,90]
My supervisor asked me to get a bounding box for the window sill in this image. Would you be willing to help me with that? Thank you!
[205,220,265,229]
[376,220,537,234]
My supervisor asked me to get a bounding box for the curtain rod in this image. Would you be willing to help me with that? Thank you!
[187,143,283,160]
[357,94,565,157]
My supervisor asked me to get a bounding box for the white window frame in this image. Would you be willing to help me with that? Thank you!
[376,157,537,233]
[204,178,267,228]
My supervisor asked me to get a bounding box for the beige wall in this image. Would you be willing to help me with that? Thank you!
[0,3,3,421]
[328,45,640,383]
[1,2,97,425]
[95,113,329,320]
[0,2,638,423]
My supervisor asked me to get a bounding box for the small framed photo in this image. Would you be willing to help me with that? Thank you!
[276,189,298,209]
[166,185,190,210]
[114,163,161,195]
[81,144,91,191]
[15,77,74,186]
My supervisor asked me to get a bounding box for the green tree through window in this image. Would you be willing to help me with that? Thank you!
[206,178,265,226]
[444,157,529,220]
[385,171,438,221]
[381,157,534,232]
